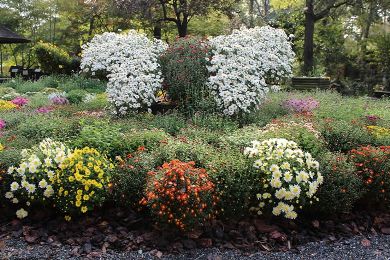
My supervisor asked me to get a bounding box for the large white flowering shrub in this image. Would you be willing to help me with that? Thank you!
[81,31,167,115]
[244,138,323,219]
[207,26,295,116]
[5,138,71,219]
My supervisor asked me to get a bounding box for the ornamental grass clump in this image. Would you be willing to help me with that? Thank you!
[5,138,71,219]
[350,146,390,206]
[244,138,323,219]
[54,147,113,219]
[141,160,218,230]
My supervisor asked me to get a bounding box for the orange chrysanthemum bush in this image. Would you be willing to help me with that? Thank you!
[141,160,218,230]
[350,146,390,206]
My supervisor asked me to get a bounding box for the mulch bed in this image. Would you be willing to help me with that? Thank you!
[1,206,390,258]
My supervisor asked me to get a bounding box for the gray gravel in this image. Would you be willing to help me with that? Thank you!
[1,235,390,260]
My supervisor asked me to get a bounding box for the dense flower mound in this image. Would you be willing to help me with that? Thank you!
[5,139,71,219]
[0,100,18,111]
[81,31,167,115]
[11,97,29,107]
[367,126,390,140]
[54,147,114,219]
[244,138,323,219]
[141,160,218,230]
[350,146,390,203]
[283,97,319,113]
[207,26,295,116]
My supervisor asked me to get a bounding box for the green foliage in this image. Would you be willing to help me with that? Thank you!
[160,36,212,114]
[319,120,374,153]
[123,129,169,153]
[207,148,259,219]
[152,138,215,168]
[190,113,239,132]
[110,150,155,207]
[310,152,364,215]
[16,115,79,142]
[71,120,124,157]
[150,112,186,135]
[34,42,73,74]
[67,89,88,104]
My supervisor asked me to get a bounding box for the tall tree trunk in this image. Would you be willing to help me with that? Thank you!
[249,0,255,27]
[263,0,270,19]
[153,21,162,39]
[178,18,188,37]
[303,1,315,75]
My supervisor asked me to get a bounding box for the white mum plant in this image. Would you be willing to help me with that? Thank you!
[5,138,71,219]
[81,31,167,115]
[207,26,295,116]
[244,138,323,219]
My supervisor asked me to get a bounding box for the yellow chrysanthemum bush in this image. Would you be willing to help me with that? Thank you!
[244,138,324,219]
[0,100,18,111]
[54,147,113,219]
[5,138,71,219]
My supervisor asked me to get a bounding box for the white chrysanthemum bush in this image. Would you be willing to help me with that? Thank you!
[207,26,295,116]
[5,138,71,219]
[244,138,323,219]
[80,31,167,115]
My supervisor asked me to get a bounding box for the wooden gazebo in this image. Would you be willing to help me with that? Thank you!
[0,26,31,76]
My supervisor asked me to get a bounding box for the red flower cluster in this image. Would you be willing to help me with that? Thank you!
[141,160,218,230]
[350,146,390,197]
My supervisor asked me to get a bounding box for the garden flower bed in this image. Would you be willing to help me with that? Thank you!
[0,27,390,257]
[0,77,390,255]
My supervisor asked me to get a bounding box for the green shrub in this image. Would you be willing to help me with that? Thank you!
[178,127,222,146]
[319,120,374,153]
[309,152,365,215]
[67,89,88,104]
[76,93,108,111]
[58,76,106,93]
[123,129,169,152]
[190,113,239,132]
[150,112,186,135]
[221,125,264,148]
[160,36,212,114]
[152,137,215,168]
[207,149,259,219]
[16,115,79,142]
[110,149,155,207]
[34,42,73,74]
[71,120,124,157]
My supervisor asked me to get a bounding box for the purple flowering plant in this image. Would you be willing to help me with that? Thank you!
[11,97,29,107]
[283,97,319,113]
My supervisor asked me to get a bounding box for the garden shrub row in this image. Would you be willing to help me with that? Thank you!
[1,89,390,230]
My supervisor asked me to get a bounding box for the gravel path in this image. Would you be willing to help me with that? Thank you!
[1,235,389,260]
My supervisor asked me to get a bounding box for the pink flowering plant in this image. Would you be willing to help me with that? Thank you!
[11,97,29,107]
[283,97,319,113]
[0,119,5,129]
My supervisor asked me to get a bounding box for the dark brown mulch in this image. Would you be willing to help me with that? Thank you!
[0,206,390,258]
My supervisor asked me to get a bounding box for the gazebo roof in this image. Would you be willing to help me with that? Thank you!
[0,26,30,44]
